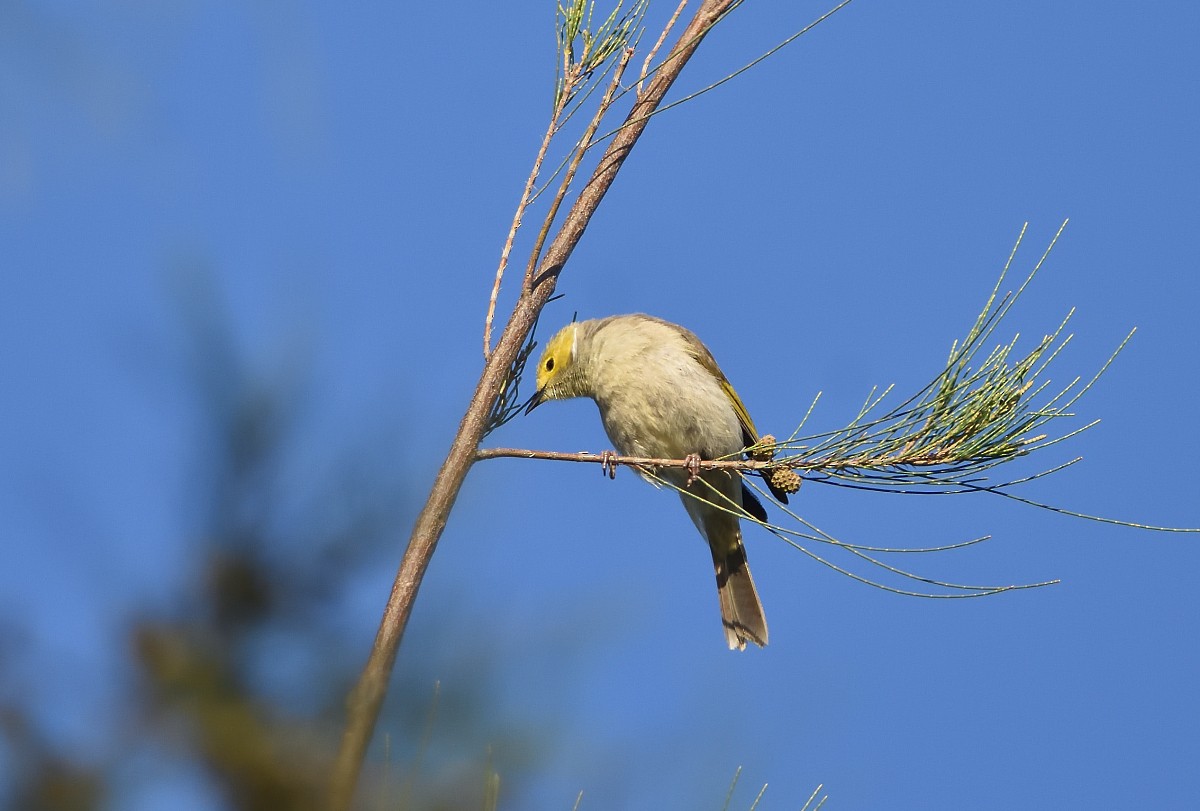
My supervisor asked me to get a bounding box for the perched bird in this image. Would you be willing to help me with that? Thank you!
[525,314,787,649]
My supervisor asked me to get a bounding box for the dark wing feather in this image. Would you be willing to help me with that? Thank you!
[741,482,769,523]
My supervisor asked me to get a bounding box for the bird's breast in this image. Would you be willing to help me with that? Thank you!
[594,365,743,463]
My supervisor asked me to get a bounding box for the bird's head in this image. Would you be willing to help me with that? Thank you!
[526,321,586,413]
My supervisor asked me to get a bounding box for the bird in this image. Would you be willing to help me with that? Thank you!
[525,314,787,649]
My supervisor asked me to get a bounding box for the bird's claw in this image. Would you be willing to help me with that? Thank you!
[600,450,618,480]
[684,453,702,486]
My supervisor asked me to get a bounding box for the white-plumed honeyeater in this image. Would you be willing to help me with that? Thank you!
[525,314,788,650]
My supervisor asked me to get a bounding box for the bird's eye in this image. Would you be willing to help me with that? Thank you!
[545,357,555,371]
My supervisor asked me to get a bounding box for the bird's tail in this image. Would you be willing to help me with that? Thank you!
[713,541,768,650]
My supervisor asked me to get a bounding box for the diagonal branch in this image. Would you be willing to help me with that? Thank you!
[328,3,745,808]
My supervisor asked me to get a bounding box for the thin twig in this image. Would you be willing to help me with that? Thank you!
[472,446,1005,476]
[639,0,687,97]
[484,95,570,359]
[593,0,855,150]
[652,0,858,114]
[476,446,772,469]
[524,48,635,290]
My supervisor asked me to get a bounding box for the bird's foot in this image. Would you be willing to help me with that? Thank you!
[684,453,702,486]
[599,450,619,480]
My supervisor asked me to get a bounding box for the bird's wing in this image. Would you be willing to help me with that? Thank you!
[668,320,791,505]
[669,323,759,447]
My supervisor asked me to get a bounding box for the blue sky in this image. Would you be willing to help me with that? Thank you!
[3,1,1199,808]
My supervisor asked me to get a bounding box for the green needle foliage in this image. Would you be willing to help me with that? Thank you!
[555,0,649,109]
[640,220,1195,599]
[758,221,1129,496]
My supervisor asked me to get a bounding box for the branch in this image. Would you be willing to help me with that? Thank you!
[476,443,1199,535]
[329,3,744,808]
[475,446,772,470]
[472,444,1033,476]
[639,0,687,97]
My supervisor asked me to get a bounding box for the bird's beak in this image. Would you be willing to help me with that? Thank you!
[524,388,545,415]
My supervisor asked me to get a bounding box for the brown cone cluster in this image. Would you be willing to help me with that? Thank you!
[748,434,777,462]
[767,466,802,495]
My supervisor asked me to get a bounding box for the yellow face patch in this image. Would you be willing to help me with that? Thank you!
[535,323,577,393]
